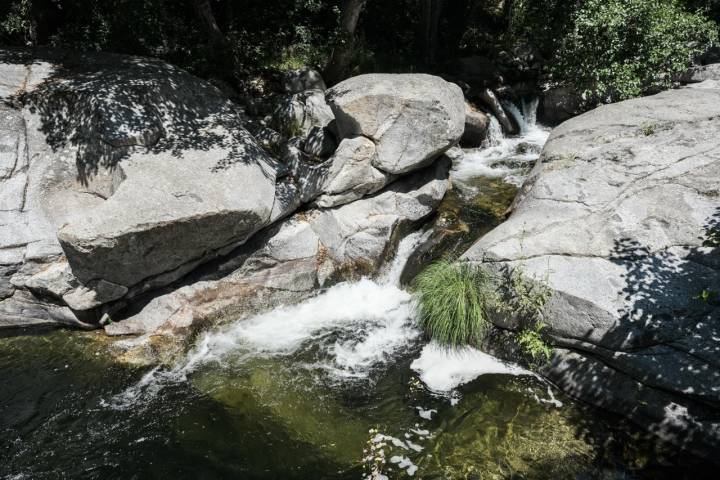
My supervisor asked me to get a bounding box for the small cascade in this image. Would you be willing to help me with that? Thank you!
[482,115,504,147]
[521,97,539,129]
[108,232,429,408]
[453,97,550,187]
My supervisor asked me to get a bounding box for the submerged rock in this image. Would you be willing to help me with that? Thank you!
[326,74,465,174]
[463,84,720,460]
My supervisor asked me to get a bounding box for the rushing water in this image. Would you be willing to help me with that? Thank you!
[0,100,712,479]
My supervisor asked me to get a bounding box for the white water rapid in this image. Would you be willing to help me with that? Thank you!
[453,97,550,187]
[109,100,546,410]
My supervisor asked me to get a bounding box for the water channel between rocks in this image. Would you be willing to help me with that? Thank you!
[0,101,702,479]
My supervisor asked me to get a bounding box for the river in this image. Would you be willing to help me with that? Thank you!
[0,101,705,479]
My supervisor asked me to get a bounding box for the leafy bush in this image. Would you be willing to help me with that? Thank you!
[517,323,553,362]
[413,260,497,347]
[496,266,552,324]
[553,0,718,103]
[508,0,577,59]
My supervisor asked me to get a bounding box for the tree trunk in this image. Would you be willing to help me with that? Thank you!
[192,0,227,48]
[421,0,443,66]
[324,0,367,85]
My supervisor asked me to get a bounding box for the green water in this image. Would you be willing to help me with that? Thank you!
[1,131,712,479]
[0,330,709,479]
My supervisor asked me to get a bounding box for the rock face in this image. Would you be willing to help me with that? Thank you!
[272,89,335,137]
[326,74,465,174]
[463,85,720,459]
[461,103,490,148]
[106,158,450,337]
[0,49,457,335]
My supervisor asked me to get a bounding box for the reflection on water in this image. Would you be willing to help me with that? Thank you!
[0,329,708,479]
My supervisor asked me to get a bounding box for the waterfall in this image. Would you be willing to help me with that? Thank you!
[482,115,504,147]
[107,231,429,409]
[181,231,429,382]
[453,97,550,187]
[501,97,540,134]
[521,97,539,129]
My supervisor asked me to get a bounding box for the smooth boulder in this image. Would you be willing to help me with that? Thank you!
[0,50,280,327]
[106,158,451,338]
[326,74,465,174]
[463,85,720,459]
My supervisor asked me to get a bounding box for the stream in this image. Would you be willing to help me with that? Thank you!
[0,101,703,479]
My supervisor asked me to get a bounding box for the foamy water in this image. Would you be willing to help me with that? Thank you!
[411,342,530,392]
[453,98,550,187]
[108,101,547,410]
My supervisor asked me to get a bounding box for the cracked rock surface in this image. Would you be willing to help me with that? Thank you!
[0,49,458,336]
[0,50,281,328]
[326,74,465,174]
[463,83,720,459]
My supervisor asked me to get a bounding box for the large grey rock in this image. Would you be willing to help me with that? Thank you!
[106,158,451,337]
[463,85,720,458]
[272,89,335,138]
[0,50,281,328]
[36,56,279,290]
[57,143,277,288]
[326,74,465,174]
[315,137,392,208]
[283,67,327,93]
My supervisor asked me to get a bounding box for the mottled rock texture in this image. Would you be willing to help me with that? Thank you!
[463,84,720,459]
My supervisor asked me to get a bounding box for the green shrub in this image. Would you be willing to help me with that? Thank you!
[496,266,552,324]
[517,323,553,362]
[553,0,718,104]
[412,260,497,347]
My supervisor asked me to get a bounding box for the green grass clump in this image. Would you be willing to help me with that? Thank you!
[412,260,497,347]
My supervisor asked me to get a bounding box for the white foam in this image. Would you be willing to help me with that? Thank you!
[390,456,418,476]
[411,342,530,392]
[415,407,437,420]
[178,231,427,383]
[452,98,550,187]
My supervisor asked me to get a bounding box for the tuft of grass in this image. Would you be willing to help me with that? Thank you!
[412,260,497,347]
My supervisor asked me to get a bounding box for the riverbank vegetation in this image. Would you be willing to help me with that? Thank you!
[1,1,718,109]
[413,261,553,361]
[413,260,496,346]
